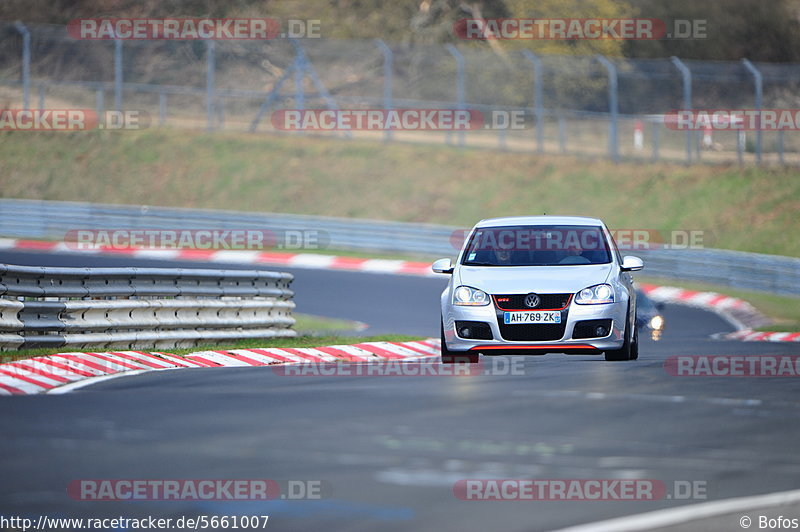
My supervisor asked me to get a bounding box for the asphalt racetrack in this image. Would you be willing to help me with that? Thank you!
[2,250,800,531]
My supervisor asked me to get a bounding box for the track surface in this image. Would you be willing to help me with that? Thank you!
[2,250,800,532]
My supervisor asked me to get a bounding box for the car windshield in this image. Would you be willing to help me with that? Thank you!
[461,225,612,267]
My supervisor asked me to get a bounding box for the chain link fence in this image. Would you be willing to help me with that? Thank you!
[3,22,800,164]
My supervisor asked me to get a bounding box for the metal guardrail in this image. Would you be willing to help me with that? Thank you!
[0,199,798,297]
[0,262,295,350]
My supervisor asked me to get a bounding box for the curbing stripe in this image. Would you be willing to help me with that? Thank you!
[246,348,297,364]
[48,354,118,375]
[0,338,440,395]
[5,361,71,383]
[0,368,57,390]
[80,352,148,371]
[212,350,267,366]
[115,351,178,369]
[352,343,406,359]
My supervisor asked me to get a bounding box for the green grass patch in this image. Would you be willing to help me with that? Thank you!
[293,312,364,334]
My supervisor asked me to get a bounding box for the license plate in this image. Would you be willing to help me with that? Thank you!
[503,311,562,324]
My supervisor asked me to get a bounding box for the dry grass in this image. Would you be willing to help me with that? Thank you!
[1,128,798,256]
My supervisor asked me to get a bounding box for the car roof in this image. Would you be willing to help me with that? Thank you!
[474,216,605,228]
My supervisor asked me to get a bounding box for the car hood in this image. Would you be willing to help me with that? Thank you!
[457,263,614,294]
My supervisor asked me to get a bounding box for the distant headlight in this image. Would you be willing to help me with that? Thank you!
[650,315,664,330]
[454,286,490,306]
[575,284,615,305]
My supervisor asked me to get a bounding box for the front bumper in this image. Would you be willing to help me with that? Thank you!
[443,299,627,354]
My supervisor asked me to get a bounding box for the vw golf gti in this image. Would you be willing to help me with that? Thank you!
[432,216,644,363]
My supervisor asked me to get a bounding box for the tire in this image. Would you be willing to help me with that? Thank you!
[604,310,637,362]
[441,320,479,364]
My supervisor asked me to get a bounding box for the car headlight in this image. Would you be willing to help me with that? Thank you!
[453,286,490,306]
[650,315,664,330]
[575,284,614,305]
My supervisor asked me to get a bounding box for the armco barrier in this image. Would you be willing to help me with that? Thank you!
[0,263,295,349]
[0,199,798,296]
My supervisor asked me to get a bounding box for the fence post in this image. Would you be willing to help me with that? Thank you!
[159,92,166,126]
[114,38,123,112]
[651,120,660,161]
[670,56,692,165]
[374,39,393,142]
[446,44,466,147]
[521,49,544,153]
[742,58,763,165]
[595,55,619,163]
[95,89,104,119]
[14,22,30,110]
[293,40,307,115]
[206,39,215,132]
[37,84,45,109]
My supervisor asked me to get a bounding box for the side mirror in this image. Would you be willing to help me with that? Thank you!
[432,258,454,274]
[621,256,644,272]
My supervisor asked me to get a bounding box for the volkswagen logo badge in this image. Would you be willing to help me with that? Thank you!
[524,293,541,308]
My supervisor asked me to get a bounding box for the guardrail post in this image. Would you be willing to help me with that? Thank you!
[14,22,30,110]
[446,44,466,147]
[558,114,566,153]
[778,130,785,165]
[206,39,215,132]
[374,39,393,142]
[521,50,544,153]
[595,55,619,163]
[742,58,763,165]
[114,38,123,112]
[670,56,693,165]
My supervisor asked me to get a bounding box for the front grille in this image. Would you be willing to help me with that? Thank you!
[493,293,572,310]
[497,322,567,341]
[572,319,613,339]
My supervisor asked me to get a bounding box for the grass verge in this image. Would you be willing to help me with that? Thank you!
[2,129,799,257]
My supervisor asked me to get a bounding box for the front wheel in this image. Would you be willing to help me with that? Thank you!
[604,314,638,362]
[441,320,479,364]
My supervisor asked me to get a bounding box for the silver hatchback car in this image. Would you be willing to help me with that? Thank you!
[433,216,643,363]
